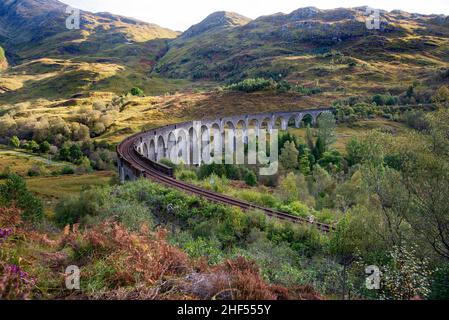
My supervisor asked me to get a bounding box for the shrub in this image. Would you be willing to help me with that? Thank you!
[279,201,310,218]
[380,245,432,300]
[295,86,323,95]
[430,264,449,300]
[197,163,225,180]
[197,163,243,181]
[69,144,83,163]
[173,233,225,264]
[226,78,276,93]
[0,174,43,223]
[130,87,144,96]
[317,151,344,171]
[244,171,257,187]
[0,262,36,300]
[60,166,75,175]
[372,94,398,106]
[236,189,280,208]
[24,140,40,153]
[39,141,51,154]
[401,110,428,131]
[276,80,292,93]
[159,158,177,170]
[27,165,41,177]
[54,188,109,226]
[177,170,197,182]
[9,136,20,148]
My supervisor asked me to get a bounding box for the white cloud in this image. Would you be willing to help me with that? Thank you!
[60,0,449,31]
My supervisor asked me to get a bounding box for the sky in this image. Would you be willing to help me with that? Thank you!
[60,0,449,31]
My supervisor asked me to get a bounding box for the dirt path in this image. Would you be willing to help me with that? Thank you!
[0,147,67,167]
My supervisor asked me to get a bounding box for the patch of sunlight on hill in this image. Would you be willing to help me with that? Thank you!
[0,59,125,103]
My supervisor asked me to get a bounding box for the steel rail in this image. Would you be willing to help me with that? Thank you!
[117,127,335,233]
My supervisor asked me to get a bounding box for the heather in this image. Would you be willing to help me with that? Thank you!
[0,205,322,300]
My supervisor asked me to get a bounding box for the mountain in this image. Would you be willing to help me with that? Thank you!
[156,6,449,95]
[0,2,448,104]
[181,11,251,39]
[0,0,179,62]
[0,0,180,100]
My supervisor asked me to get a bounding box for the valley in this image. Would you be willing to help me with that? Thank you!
[0,0,448,301]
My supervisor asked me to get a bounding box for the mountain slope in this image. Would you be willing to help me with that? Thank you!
[156,6,449,94]
[182,11,251,39]
[0,0,179,62]
[0,46,7,70]
[0,0,184,101]
[1,3,449,104]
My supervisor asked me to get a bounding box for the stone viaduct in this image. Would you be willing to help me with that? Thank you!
[129,108,332,168]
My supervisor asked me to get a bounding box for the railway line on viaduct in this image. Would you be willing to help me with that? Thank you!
[117,108,335,233]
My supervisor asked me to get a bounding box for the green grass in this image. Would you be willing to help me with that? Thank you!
[287,118,410,153]
[0,148,69,176]
[25,171,115,213]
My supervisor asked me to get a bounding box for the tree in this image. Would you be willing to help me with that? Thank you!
[329,215,358,299]
[278,132,298,154]
[92,121,106,136]
[226,78,276,93]
[380,245,431,300]
[39,141,51,154]
[401,136,449,260]
[299,154,311,175]
[318,150,344,171]
[432,86,449,109]
[346,138,364,166]
[71,123,90,141]
[9,136,20,148]
[426,108,449,157]
[279,141,299,171]
[278,172,315,207]
[278,172,299,203]
[69,144,83,163]
[58,146,70,162]
[335,171,367,212]
[317,112,336,151]
[310,164,334,194]
[312,136,326,161]
[0,174,43,223]
[305,125,314,150]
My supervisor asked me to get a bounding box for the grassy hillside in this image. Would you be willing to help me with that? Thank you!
[157,7,449,98]
[0,46,6,70]
[1,4,448,106]
[0,0,180,101]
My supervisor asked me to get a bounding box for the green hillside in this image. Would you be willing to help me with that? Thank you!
[0,46,6,70]
[1,2,449,104]
[0,0,180,100]
[156,7,449,96]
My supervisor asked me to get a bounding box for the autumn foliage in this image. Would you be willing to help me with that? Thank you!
[0,204,322,300]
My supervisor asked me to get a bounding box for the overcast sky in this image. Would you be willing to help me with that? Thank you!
[60,0,449,31]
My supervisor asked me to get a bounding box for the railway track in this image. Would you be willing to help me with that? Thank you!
[117,132,335,233]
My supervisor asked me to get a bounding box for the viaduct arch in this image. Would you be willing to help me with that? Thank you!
[119,108,332,182]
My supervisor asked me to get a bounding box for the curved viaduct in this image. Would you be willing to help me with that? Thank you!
[129,108,331,167]
[117,107,334,232]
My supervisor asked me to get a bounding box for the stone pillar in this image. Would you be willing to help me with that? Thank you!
[281,118,288,131]
[118,159,125,184]
[201,128,211,165]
